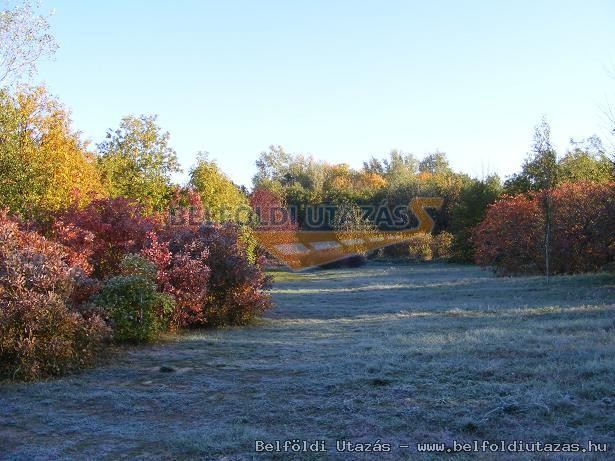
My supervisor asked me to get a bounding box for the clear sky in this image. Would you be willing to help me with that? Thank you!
[34,0,615,187]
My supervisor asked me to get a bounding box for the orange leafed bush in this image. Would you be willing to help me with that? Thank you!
[550,182,615,273]
[473,182,615,275]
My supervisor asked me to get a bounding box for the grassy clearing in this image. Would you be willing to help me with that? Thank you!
[1,263,614,460]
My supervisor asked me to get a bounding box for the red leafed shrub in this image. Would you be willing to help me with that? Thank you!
[141,232,211,327]
[0,212,109,381]
[198,224,272,326]
[143,223,272,328]
[473,182,615,275]
[473,194,544,274]
[550,182,615,273]
[53,197,161,279]
[49,221,96,275]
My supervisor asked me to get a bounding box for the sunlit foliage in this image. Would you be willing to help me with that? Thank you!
[0,86,103,218]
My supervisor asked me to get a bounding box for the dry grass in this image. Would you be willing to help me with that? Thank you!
[1,262,614,460]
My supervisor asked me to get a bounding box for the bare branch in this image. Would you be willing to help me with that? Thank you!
[0,0,58,85]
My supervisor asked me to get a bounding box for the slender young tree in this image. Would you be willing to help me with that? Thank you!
[504,118,559,281]
[529,119,559,283]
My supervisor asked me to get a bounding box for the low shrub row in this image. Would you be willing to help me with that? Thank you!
[406,231,454,261]
[0,197,272,381]
[375,231,454,262]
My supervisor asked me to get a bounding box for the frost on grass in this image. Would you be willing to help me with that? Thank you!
[1,263,614,460]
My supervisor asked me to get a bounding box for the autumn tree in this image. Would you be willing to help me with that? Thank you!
[355,171,388,191]
[53,196,161,279]
[97,115,181,213]
[322,163,354,203]
[0,86,103,218]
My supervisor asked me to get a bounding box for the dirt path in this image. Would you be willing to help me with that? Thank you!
[1,263,613,460]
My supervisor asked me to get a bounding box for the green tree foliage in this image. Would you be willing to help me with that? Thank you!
[558,136,613,183]
[504,119,558,194]
[419,151,453,175]
[254,145,329,200]
[255,147,472,236]
[362,156,386,175]
[189,154,249,222]
[384,152,469,234]
[450,175,502,261]
[97,115,181,213]
[385,150,420,184]
[364,150,419,186]
[506,132,612,194]
[253,144,294,186]
[254,146,376,221]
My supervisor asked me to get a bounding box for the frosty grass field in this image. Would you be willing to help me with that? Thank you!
[1,262,613,460]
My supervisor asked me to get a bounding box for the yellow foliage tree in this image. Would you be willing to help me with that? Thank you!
[0,86,103,217]
[328,175,352,190]
[355,171,388,190]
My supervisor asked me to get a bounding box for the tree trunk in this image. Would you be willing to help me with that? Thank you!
[543,192,552,285]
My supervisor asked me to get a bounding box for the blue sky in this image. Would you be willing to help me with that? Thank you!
[35,0,615,187]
